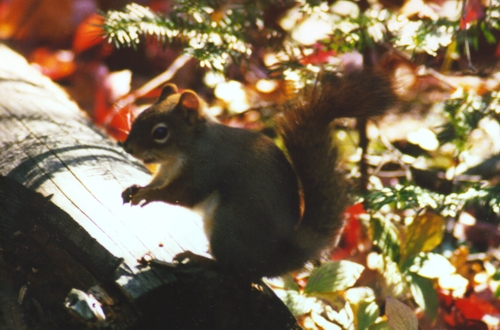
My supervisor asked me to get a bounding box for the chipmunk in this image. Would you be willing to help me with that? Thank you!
[122,70,395,280]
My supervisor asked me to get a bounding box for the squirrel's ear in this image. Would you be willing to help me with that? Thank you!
[158,84,178,102]
[179,91,202,125]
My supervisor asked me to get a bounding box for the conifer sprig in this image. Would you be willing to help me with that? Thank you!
[366,184,500,217]
[102,3,252,70]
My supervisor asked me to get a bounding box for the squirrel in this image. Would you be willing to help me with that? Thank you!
[121,70,396,280]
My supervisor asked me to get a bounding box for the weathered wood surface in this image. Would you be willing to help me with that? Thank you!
[0,44,209,326]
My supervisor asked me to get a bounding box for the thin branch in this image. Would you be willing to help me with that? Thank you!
[102,54,193,129]
[128,54,193,101]
[461,0,477,72]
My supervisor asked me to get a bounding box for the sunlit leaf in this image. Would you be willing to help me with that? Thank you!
[401,212,445,262]
[407,273,438,320]
[358,300,379,330]
[318,300,355,329]
[438,274,468,298]
[310,311,343,330]
[401,252,455,279]
[367,253,406,297]
[345,286,375,304]
[345,287,379,330]
[275,289,323,316]
[371,215,401,263]
[304,261,364,294]
[385,296,418,330]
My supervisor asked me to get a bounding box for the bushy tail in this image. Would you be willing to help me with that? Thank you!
[277,70,396,257]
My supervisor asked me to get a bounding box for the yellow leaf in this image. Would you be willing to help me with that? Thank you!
[401,211,445,263]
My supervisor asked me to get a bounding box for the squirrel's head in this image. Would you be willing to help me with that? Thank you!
[122,84,208,165]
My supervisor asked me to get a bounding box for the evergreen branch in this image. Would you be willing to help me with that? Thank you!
[364,184,500,217]
[437,91,500,151]
[102,3,252,70]
[332,0,500,58]
[101,1,500,74]
[366,90,500,218]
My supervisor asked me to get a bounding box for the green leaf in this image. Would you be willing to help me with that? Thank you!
[276,290,323,316]
[371,215,401,263]
[383,258,407,298]
[369,254,407,298]
[492,270,500,281]
[385,296,418,330]
[358,300,380,330]
[345,286,376,304]
[401,212,445,263]
[481,22,497,44]
[345,287,379,330]
[304,261,364,294]
[282,274,300,291]
[406,273,438,320]
[401,252,455,279]
[325,300,354,330]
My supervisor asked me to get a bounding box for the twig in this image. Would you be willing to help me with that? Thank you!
[127,54,192,101]
[461,0,477,72]
[103,54,192,128]
[371,124,412,181]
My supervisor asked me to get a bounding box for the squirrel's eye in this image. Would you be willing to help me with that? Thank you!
[151,123,169,143]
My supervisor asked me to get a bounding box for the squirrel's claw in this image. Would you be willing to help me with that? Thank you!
[122,184,141,204]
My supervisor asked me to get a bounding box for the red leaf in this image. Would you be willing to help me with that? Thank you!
[437,289,454,308]
[73,13,106,54]
[460,0,485,29]
[29,47,75,80]
[300,43,336,65]
[442,311,456,327]
[0,0,75,42]
[345,203,366,217]
[106,105,133,141]
[454,294,500,321]
[331,203,365,260]
[342,204,364,247]
[93,87,132,141]
[496,43,500,58]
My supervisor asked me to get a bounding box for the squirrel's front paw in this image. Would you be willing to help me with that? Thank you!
[122,185,141,204]
[174,251,216,269]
